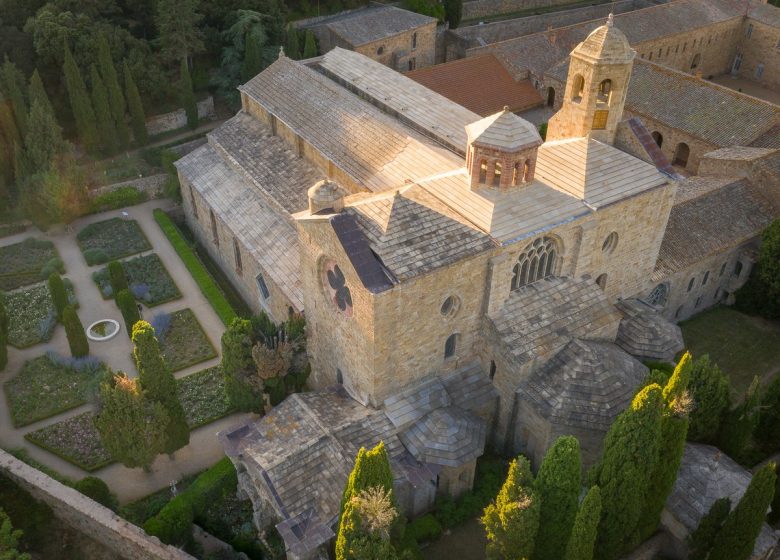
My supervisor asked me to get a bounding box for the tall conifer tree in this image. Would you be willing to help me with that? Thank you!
[97,34,129,148]
[0,56,27,138]
[303,30,318,58]
[90,65,119,155]
[28,70,54,122]
[123,62,148,146]
[285,24,301,60]
[687,355,730,443]
[688,497,731,560]
[22,99,63,174]
[179,59,197,130]
[564,486,602,560]
[0,297,8,372]
[63,43,98,152]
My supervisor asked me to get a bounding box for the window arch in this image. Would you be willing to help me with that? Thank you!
[444,334,458,359]
[493,161,502,187]
[647,283,669,308]
[523,160,530,182]
[596,273,608,290]
[602,231,619,254]
[479,160,488,183]
[546,87,555,107]
[597,79,612,105]
[651,131,663,148]
[675,305,685,319]
[512,162,521,186]
[733,261,743,277]
[209,209,219,247]
[690,53,701,70]
[571,74,584,102]
[702,271,709,285]
[489,360,496,380]
[441,295,461,317]
[687,277,695,292]
[673,143,690,168]
[336,368,344,385]
[377,45,385,55]
[511,237,558,290]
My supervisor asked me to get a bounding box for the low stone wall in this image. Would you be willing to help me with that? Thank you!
[0,449,194,560]
[146,97,215,136]
[463,0,588,22]
[91,173,168,199]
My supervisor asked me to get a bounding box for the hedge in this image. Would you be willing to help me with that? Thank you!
[153,209,236,325]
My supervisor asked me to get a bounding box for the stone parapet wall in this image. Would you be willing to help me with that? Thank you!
[0,449,194,560]
[146,97,215,136]
[91,173,168,199]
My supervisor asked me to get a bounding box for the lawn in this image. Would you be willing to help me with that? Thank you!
[24,412,113,472]
[92,253,181,306]
[5,282,77,348]
[76,218,151,265]
[3,354,104,427]
[177,366,235,428]
[0,238,63,291]
[680,306,780,396]
[159,308,217,372]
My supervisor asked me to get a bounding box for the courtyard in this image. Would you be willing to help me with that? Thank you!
[0,199,253,503]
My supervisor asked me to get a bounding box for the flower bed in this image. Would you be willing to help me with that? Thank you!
[24,412,113,472]
[91,253,181,306]
[3,354,104,427]
[160,309,217,372]
[5,282,77,348]
[177,366,235,428]
[0,237,63,291]
[76,218,151,266]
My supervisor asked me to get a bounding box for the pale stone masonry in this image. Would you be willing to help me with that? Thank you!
[174,21,780,559]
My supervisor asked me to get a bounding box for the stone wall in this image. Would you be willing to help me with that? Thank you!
[146,97,215,136]
[736,17,780,91]
[352,21,437,71]
[462,0,603,23]
[0,449,194,560]
[91,173,168,199]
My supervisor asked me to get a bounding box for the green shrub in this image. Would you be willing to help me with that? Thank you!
[251,312,277,340]
[39,257,64,282]
[285,313,305,341]
[73,476,118,511]
[116,289,141,337]
[107,260,129,295]
[144,496,194,547]
[406,514,442,543]
[90,187,148,213]
[47,272,68,321]
[153,209,236,325]
[539,122,548,140]
[63,306,89,358]
[83,248,109,266]
[0,298,7,371]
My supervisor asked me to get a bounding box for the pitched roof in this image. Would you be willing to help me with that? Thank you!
[519,338,648,431]
[175,143,304,309]
[318,48,479,154]
[240,57,463,193]
[572,16,634,64]
[405,54,544,116]
[653,178,776,278]
[400,407,487,467]
[465,108,542,151]
[322,5,436,46]
[615,298,684,362]
[748,2,780,28]
[488,276,623,366]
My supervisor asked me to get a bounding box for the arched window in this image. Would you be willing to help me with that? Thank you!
[673,143,690,168]
[523,160,530,182]
[511,237,558,291]
[441,295,460,317]
[647,283,668,307]
[702,271,709,285]
[233,237,243,274]
[733,261,743,277]
[210,209,219,247]
[336,368,344,385]
[479,160,488,183]
[412,32,418,50]
[547,87,556,107]
[512,162,521,186]
[444,334,458,359]
[571,74,584,102]
[690,53,701,70]
[602,232,619,254]
[597,80,611,104]
[493,161,502,187]
[189,184,199,220]
[377,45,385,55]
[651,131,663,148]
[687,277,695,292]
[596,273,608,290]
[755,64,764,79]
[489,360,496,381]
[720,262,727,276]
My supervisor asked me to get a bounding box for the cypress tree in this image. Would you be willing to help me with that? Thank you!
[339,442,395,515]
[303,30,318,58]
[755,374,780,453]
[132,320,189,454]
[123,62,148,146]
[97,34,129,149]
[444,0,463,29]
[662,351,692,405]
[719,376,761,461]
[242,31,262,82]
[90,65,119,156]
[564,486,602,560]
[47,272,68,321]
[688,497,731,560]
[533,436,582,560]
[285,24,301,60]
[482,455,541,560]
[95,373,169,470]
[23,99,64,174]
[0,297,8,372]
[687,355,730,443]
[63,43,98,152]
[28,70,54,121]
[0,56,27,138]
[116,288,140,336]
[221,317,263,412]
[62,305,89,358]
[107,260,128,296]
[591,384,664,560]
[179,59,198,130]
[709,463,777,560]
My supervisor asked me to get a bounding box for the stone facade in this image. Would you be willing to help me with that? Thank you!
[736,12,780,91]
[351,22,437,72]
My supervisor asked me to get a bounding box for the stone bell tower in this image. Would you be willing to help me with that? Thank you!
[546,14,635,145]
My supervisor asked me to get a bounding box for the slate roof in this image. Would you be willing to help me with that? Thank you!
[441,364,500,417]
[466,109,542,151]
[571,15,634,64]
[666,444,779,557]
[488,276,623,366]
[519,338,648,431]
[175,143,304,309]
[749,2,780,27]
[615,298,684,362]
[344,185,496,281]
[405,54,544,116]
[750,125,780,150]
[400,407,487,467]
[654,178,775,278]
[240,56,463,193]
[322,5,436,46]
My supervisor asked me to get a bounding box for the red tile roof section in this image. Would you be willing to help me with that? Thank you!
[405,54,544,116]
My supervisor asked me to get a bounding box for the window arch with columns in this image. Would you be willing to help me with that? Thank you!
[511,236,559,291]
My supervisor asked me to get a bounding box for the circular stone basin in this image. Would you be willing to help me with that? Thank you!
[87,319,120,341]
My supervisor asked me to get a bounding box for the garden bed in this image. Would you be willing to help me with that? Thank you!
[92,253,181,306]
[24,412,113,472]
[3,354,104,427]
[159,309,217,372]
[76,218,151,265]
[0,238,63,291]
[5,282,77,348]
[177,366,235,428]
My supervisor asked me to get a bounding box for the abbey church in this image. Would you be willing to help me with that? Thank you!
[176,15,779,559]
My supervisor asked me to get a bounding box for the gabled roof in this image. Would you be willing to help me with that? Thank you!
[405,54,543,116]
[615,298,684,362]
[749,2,780,28]
[322,5,436,46]
[465,108,542,151]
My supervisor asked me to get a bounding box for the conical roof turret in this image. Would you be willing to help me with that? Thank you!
[572,14,634,64]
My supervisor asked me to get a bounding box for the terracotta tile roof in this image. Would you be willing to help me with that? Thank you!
[405,54,543,116]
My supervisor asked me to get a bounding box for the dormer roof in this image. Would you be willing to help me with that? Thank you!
[572,15,634,65]
[465,108,542,152]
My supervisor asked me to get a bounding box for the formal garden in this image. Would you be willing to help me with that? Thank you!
[92,253,181,305]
